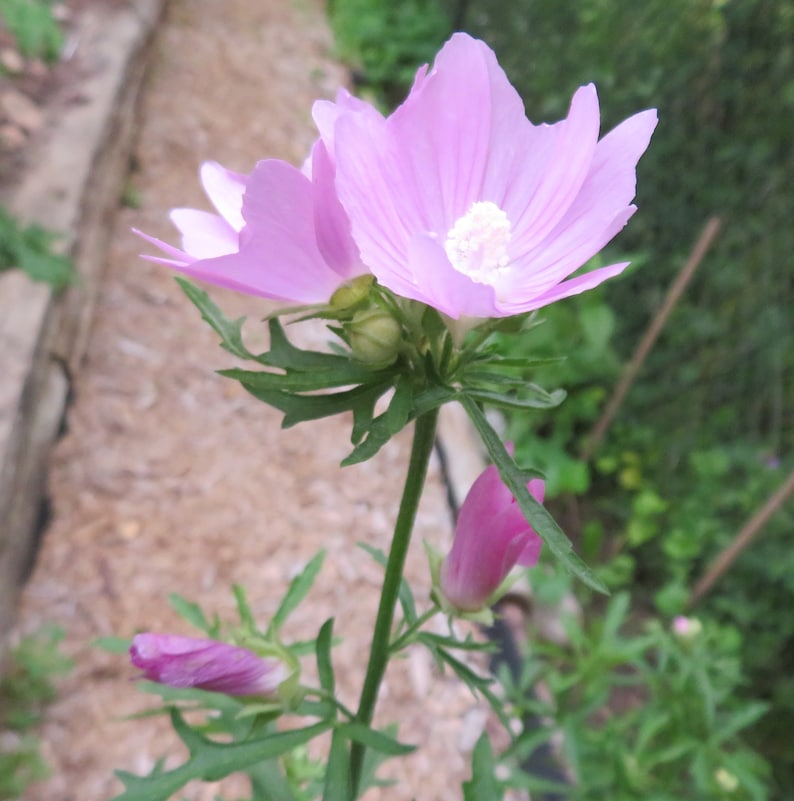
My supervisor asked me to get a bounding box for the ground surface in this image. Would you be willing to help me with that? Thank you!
[11,1,492,799]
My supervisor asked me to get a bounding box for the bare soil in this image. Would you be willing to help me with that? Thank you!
[11,1,492,799]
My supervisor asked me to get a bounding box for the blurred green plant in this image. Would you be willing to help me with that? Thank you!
[0,0,63,63]
[0,206,74,289]
[0,625,72,799]
[498,575,770,800]
[327,0,451,106]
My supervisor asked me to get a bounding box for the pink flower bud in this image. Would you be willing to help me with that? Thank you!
[672,615,702,641]
[130,634,289,697]
[440,451,544,612]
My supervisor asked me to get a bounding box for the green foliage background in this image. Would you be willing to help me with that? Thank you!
[328,0,793,795]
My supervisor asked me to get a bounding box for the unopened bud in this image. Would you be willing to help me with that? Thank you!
[347,308,402,368]
[715,768,739,793]
[672,615,702,642]
[130,633,292,699]
[330,274,374,310]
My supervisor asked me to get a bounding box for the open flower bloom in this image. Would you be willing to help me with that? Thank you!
[130,633,289,697]
[136,90,376,304]
[440,451,544,612]
[334,33,658,320]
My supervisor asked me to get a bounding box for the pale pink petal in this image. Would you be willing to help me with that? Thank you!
[387,33,502,229]
[199,161,247,231]
[408,234,499,320]
[502,108,658,301]
[505,260,630,315]
[312,88,381,164]
[133,227,190,265]
[336,111,418,285]
[170,208,238,260]
[508,85,601,256]
[310,140,365,280]
[209,158,347,302]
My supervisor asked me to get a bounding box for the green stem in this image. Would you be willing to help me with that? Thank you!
[349,409,440,797]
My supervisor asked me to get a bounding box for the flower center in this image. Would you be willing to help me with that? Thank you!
[444,201,513,285]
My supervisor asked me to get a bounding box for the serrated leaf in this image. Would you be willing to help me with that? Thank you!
[110,717,331,801]
[239,381,392,430]
[383,375,413,435]
[221,366,380,393]
[269,551,325,633]
[337,723,416,756]
[460,395,607,595]
[341,412,393,466]
[463,734,501,801]
[175,277,251,360]
[316,619,335,695]
[257,319,356,372]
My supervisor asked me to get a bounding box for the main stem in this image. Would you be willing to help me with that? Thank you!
[349,409,440,796]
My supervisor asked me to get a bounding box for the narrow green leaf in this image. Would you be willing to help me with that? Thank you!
[175,277,251,360]
[168,593,213,634]
[411,385,458,416]
[316,618,335,695]
[601,591,630,642]
[460,395,608,594]
[93,635,131,654]
[463,734,501,801]
[247,759,298,801]
[337,722,416,756]
[465,386,567,411]
[358,543,417,624]
[232,585,256,630]
[323,728,351,801]
[269,551,325,633]
[713,702,769,745]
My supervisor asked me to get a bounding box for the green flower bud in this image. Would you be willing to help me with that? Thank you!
[347,308,402,368]
[329,274,374,311]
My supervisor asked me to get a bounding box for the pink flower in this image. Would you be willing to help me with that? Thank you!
[136,90,376,304]
[440,451,544,612]
[334,33,658,320]
[129,633,289,697]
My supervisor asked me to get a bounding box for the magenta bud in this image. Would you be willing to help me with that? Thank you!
[440,447,544,612]
[130,634,290,698]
